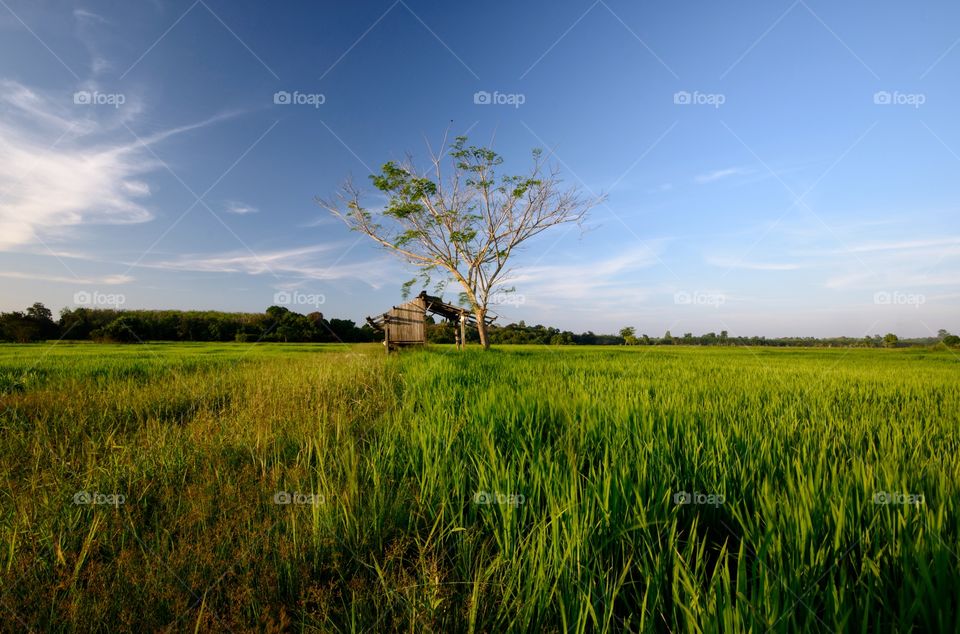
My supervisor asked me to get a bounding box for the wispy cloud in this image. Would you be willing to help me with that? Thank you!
[816,235,960,290]
[825,271,959,290]
[73,8,113,75]
[508,245,664,303]
[706,255,803,271]
[299,216,338,228]
[0,271,133,285]
[73,9,108,23]
[0,79,232,250]
[694,167,751,184]
[840,236,960,254]
[139,243,394,288]
[224,201,258,214]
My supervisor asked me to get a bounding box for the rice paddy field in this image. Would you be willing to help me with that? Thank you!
[1,342,959,632]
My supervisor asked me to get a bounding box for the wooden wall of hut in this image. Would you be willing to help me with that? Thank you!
[384,295,426,350]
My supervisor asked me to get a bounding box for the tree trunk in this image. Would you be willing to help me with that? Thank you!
[475,307,490,350]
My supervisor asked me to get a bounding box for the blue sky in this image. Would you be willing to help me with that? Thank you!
[0,0,958,337]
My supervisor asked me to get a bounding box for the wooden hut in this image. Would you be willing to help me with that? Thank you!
[366,291,493,352]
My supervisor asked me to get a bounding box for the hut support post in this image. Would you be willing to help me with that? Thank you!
[459,312,466,351]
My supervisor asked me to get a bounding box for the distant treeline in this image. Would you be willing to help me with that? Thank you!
[1,302,957,348]
[0,303,378,344]
[427,319,623,346]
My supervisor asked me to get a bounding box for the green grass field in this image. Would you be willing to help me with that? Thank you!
[1,342,958,632]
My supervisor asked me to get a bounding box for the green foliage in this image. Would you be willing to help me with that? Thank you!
[371,163,437,223]
[0,302,57,342]
[1,305,377,344]
[26,302,53,323]
[93,315,145,342]
[0,344,958,630]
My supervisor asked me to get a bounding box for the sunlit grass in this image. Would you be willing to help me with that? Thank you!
[0,343,957,631]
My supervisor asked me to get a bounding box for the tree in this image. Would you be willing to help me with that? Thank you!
[26,302,52,323]
[883,333,899,348]
[550,332,573,345]
[0,303,58,342]
[619,326,638,345]
[95,316,144,343]
[319,134,600,349]
[944,334,960,346]
[0,312,37,343]
[25,303,57,340]
[938,329,949,341]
